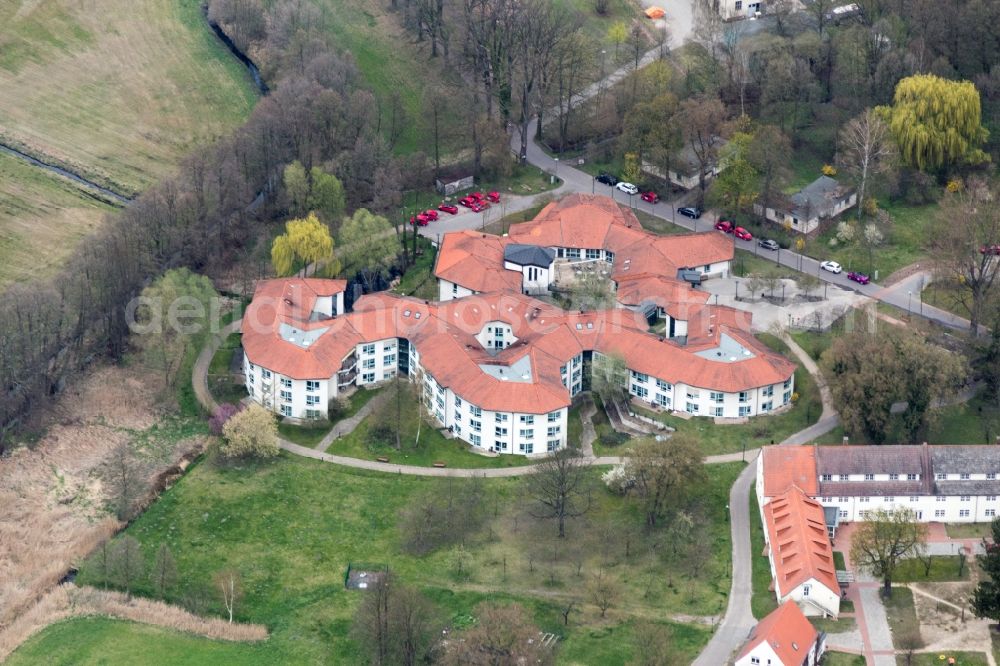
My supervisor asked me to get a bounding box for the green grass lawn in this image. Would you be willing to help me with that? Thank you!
[899,652,989,666]
[823,652,867,666]
[749,489,779,619]
[946,523,994,540]
[894,556,969,582]
[276,387,382,448]
[812,615,857,634]
[207,332,245,406]
[51,453,739,663]
[885,586,923,650]
[834,551,847,570]
[626,333,822,457]
[567,402,584,449]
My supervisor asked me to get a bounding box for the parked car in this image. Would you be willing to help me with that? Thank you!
[458,196,475,208]
[410,215,429,226]
[820,260,843,274]
[758,239,780,251]
[641,191,659,204]
[734,227,753,241]
[487,191,501,203]
[847,271,870,285]
[678,206,702,219]
[980,244,1000,256]
[470,201,490,213]
[714,220,734,233]
[596,172,618,186]
[423,209,439,221]
[615,182,639,195]
[470,191,485,202]
[438,203,459,215]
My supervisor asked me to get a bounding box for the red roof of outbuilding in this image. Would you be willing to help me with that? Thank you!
[736,601,819,665]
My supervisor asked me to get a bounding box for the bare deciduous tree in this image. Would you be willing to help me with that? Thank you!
[524,449,593,538]
[837,109,895,223]
[109,536,144,597]
[151,543,178,599]
[214,568,244,623]
[588,568,619,618]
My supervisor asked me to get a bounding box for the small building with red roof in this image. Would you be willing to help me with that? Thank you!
[735,601,826,666]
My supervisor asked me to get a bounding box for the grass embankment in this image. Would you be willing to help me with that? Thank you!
[894,556,969,582]
[44,454,740,663]
[822,653,867,666]
[0,152,111,286]
[0,0,256,194]
[885,587,923,650]
[749,489,778,619]
[946,523,994,539]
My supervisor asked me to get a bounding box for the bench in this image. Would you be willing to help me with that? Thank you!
[432,461,446,468]
[376,456,390,463]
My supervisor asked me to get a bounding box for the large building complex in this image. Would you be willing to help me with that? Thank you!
[240,196,797,456]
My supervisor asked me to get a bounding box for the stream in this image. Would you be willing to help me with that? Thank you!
[0,143,132,206]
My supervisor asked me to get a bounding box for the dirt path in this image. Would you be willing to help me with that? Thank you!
[578,395,597,458]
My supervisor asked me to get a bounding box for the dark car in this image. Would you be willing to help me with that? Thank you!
[596,172,618,186]
[641,191,659,204]
[438,203,459,215]
[758,239,780,251]
[847,271,871,285]
[678,206,702,219]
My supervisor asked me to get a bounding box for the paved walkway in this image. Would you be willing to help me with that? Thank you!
[316,389,392,452]
[857,584,898,666]
[578,395,597,458]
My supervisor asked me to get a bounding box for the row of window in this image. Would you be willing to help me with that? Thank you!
[826,495,998,503]
[821,472,1000,482]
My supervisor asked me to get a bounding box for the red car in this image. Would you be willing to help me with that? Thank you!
[714,220,734,233]
[438,203,459,215]
[980,244,1000,256]
[640,191,659,204]
[470,201,490,213]
[487,191,501,203]
[734,226,753,241]
[847,271,870,285]
[410,214,429,226]
[470,191,485,202]
[458,196,475,208]
[423,209,439,221]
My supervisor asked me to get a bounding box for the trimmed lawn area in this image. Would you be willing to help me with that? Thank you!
[824,652,867,666]
[885,586,923,650]
[834,551,847,570]
[812,616,857,634]
[946,523,994,540]
[898,653,989,666]
[276,388,381,448]
[207,332,245,406]
[628,333,822,457]
[566,402,584,449]
[55,454,739,663]
[895,555,969,583]
[750,488,779,619]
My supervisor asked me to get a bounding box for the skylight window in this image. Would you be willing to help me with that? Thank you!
[403,309,411,317]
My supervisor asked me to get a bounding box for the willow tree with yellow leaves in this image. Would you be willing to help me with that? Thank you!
[270,213,340,277]
[878,74,989,172]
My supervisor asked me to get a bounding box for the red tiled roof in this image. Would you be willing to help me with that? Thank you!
[761,446,819,496]
[434,230,522,294]
[737,601,819,665]
[764,487,839,598]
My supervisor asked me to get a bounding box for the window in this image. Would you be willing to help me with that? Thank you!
[455,413,462,422]
[961,496,971,502]
[840,474,849,481]
[783,391,791,404]
[989,509,997,518]
[961,473,971,480]
[306,395,320,406]
[710,391,724,403]
[520,442,534,454]
[567,248,580,259]
[907,473,917,481]
[495,426,508,438]
[860,497,870,503]
[306,409,320,419]
[839,510,848,518]
[936,473,947,480]
[821,474,832,481]
[989,473,997,480]
[631,370,649,382]
[605,251,614,264]
[471,420,481,432]
[280,390,292,402]
[686,389,700,400]
[656,379,672,391]
[884,496,894,502]
[750,658,759,665]
[383,354,396,366]
[960,509,971,518]
[937,496,946,502]
[452,283,458,295]
[362,372,375,383]
[632,385,648,399]
[864,473,875,481]
[739,405,751,417]
[362,343,375,355]
[712,407,723,417]
[471,434,481,446]
[735,0,743,10]
[262,369,272,379]
[520,415,534,425]
[910,496,919,502]
[739,391,749,403]
[363,358,375,369]
[657,394,671,408]
[762,386,773,397]
[890,474,899,480]
[281,378,292,388]
[454,396,462,408]
[496,413,508,422]
[248,385,255,397]
[989,497,997,502]
[547,426,561,437]
[802,584,810,597]
[470,405,482,417]
[280,405,292,416]
[686,402,699,414]
[547,440,559,452]
[548,411,560,423]
[761,401,772,412]
[935,509,946,518]
[519,429,533,439]
[586,248,600,260]
[306,380,319,392]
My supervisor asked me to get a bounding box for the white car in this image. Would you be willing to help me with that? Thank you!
[820,260,843,274]
[615,182,639,195]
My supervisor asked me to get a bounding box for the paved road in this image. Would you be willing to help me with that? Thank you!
[693,453,759,666]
